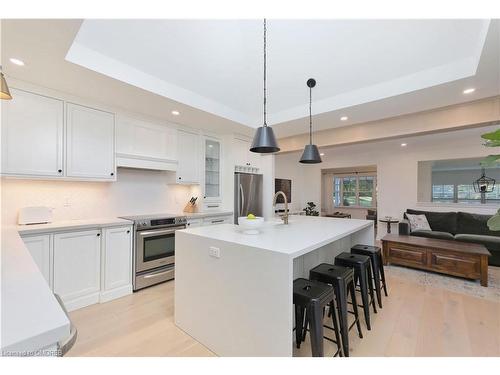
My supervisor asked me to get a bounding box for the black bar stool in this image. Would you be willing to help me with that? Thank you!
[293,278,342,357]
[351,244,388,309]
[334,252,377,330]
[309,264,363,357]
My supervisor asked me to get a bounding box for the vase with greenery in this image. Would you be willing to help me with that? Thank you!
[303,201,319,216]
[481,128,500,231]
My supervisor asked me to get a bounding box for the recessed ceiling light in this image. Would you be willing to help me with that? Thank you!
[9,58,25,66]
[401,143,407,147]
[171,110,180,116]
[320,153,325,156]
[463,88,475,94]
[340,116,348,121]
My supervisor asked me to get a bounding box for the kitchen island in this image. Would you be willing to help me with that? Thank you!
[175,215,374,356]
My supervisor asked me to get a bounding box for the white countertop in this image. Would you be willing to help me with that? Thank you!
[179,215,373,258]
[17,217,133,235]
[1,227,70,354]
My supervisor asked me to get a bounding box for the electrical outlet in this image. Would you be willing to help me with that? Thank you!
[209,246,220,258]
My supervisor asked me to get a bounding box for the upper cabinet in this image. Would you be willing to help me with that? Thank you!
[233,136,262,172]
[203,136,222,202]
[66,103,116,180]
[1,88,64,177]
[176,130,200,184]
[116,116,177,171]
[1,88,116,181]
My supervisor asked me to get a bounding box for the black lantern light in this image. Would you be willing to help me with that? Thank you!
[473,167,496,193]
[299,78,322,164]
[250,19,280,154]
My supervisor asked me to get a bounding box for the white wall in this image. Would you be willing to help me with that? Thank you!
[275,124,500,239]
[1,168,202,225]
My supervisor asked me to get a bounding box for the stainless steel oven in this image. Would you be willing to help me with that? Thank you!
[120,214,186,291]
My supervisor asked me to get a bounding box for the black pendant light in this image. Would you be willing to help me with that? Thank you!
[250,19,280,153]
[299,78,322,164]
[473,167,496,193]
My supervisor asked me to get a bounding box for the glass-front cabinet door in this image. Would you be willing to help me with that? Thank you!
[203,136,222,202]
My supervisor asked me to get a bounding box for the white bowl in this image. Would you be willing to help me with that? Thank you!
[237,216,265,234]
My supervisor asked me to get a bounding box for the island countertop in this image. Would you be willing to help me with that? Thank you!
[175,215,374,356]
[178,215,373,258]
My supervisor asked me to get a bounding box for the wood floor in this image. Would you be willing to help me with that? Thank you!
[68,271,500,357]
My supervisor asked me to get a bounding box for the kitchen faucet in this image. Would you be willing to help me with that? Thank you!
[273,191,289,224]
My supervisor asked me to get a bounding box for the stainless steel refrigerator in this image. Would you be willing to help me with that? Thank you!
[234,173,263,223]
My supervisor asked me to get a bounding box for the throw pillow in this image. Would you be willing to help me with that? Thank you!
[406,213,431,232]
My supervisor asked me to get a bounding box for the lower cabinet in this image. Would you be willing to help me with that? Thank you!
[202,215,233,226]
[22,225,133,312]
[53,229,102,311]
[22,234,52,287]
[101,226,133,302]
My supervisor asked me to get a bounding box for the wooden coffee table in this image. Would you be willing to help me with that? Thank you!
[381,234,491,287]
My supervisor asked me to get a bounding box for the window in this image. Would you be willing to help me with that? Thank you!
[333,174,376,208]
[431,183,500,203]
[431,184,454,202]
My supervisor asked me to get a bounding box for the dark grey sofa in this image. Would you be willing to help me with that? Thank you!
[399,209,500,266]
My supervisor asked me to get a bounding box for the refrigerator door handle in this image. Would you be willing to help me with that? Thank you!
[239,183,245,217]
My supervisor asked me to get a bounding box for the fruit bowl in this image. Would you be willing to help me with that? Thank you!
[237,216,265,234]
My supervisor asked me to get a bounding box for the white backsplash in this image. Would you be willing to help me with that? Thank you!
[1,168,202,225]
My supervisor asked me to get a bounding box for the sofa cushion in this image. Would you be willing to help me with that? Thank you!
[455,234,500,251]
[456,212,500,237]
[406,214,431,231]
[410,230,455,241]
[406,209,458,234]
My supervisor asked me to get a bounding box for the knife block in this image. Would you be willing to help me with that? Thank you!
[183,203,198,213]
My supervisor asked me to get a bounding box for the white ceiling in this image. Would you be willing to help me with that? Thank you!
[2,19,499,140]
[66,19,498,133]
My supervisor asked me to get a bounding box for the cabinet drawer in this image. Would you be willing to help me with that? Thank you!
[430,251,480,277]
[387,244,427,265]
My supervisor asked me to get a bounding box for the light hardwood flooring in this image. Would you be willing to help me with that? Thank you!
[68,271,500,357]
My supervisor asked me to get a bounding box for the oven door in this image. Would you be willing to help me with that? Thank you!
[135,226,183,273]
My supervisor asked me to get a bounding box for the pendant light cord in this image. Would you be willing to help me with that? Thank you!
[263,18,267,127]
[309,85,312,144]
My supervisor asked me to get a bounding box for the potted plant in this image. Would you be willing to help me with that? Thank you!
[481,128,500,230]
[303,201,319,216]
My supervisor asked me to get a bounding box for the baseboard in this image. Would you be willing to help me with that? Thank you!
[64,293,100,312]
[99,284,132,303]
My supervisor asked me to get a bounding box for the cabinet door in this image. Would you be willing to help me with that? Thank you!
[22,234,52,287]
[116,116,177,160]
[102,226,133,291]
[204,137,222,201]
[186,219,202,228]
[1,88,64,177]
[66,103,115,180]
[233,138,250,167]
[177,130,200,184]
[53,230,101,308]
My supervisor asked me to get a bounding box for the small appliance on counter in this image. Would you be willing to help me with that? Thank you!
[18,206,53,225]
[183,196,198,213]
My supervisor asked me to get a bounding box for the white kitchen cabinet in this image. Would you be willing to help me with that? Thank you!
[176,130,200,184]
[22,234,52,287]
[1,88,64,177]
[66,103,116,180]
[53,229,101,311]
[101,226,133,302]
[233,137,261,171]
[202,215,233,226]
[186,218,203,228]
[203,136,222,202]
[116,116,177,171]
